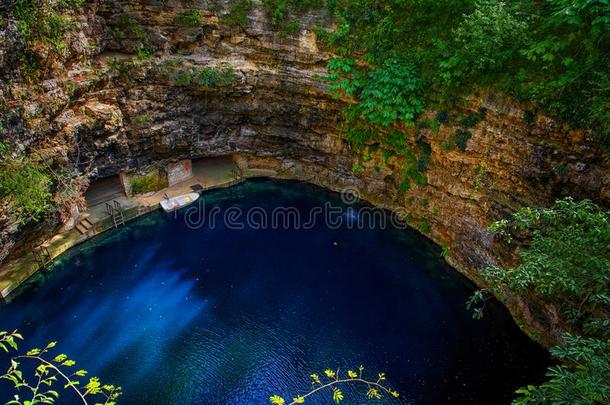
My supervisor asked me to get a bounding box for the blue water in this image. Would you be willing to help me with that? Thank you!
[0,179,548,404]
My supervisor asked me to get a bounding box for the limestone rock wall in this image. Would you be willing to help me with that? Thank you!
[0,0,608,346]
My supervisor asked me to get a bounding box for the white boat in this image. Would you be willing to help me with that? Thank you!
[160,193,200,212]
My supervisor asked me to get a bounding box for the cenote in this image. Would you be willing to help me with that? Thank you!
[0,179,548,404]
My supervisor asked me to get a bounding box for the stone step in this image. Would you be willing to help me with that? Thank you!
[75,223,88,235]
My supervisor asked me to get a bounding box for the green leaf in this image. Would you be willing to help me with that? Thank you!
[332,388,344,403]
[53,354,67,363]
[367,387,382,399]
[269,395,285,405]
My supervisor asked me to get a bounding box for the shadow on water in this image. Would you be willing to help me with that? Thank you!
[0,178,549,404]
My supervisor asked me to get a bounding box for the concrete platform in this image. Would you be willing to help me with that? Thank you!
[0,156,267,300]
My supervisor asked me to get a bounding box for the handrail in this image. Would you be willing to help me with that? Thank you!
[105,202,114,215]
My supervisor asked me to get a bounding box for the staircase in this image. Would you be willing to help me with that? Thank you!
[231,166,243,181]
[32,244,52,269]
[106,200,126,228]
[75,217,94,235]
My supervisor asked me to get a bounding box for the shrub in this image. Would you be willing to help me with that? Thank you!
[113,13,146,41]
[442,129,472,151]
[325,0,609,145]
[192,66,237,86]
[0,150,52,223]
[263,0,287,25]
[175,9,203,27]
[467,198,610,403]
[479,198,610,336]
[134,114,151,126]
[439,0,529,87]
[222,0,252,27]
[416,142,432,172]
[417,219,431,234]
[329,58,424,128]
[280,17,300,37]
[514,334,610,404]
[459,114,481,128]
[435,111,449,124]
[263,0,324,27]
[172,66,237,87]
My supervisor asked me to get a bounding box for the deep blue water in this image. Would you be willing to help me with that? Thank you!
[0,179,548,404]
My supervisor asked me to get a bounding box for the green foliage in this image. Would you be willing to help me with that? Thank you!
[9,0,83,80]
[129,171,167,195]
[328,58,424,127]
[172,66,237,87]
[175,9,203,27]
[471,161,485,198]
[442,129,472,151]
[514,334,610,404]
[13,0,82,47]
[269,365,399,404]
[0,150,51,223]
[479,198,610,336]
[521,0,610,141]
[136,48,154,60]
[0,330,122,405]
[222,0,252,27]
[417,219,431,234]
[263,0,288,25]
[439,0,529,88]
[323,0,610,144]
[280,17,300,37]
[416,142,432,172]
[134,114,151,126]
[467,198,610,404]
[459,112,483,128]
[111,13,147,41]
[262,0,324,27]
[357,59,424,126]
[326,57,428,189]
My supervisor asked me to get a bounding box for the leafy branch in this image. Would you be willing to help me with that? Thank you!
[0,330,121,405]
[465,198,610,404]
[269,365,399,404]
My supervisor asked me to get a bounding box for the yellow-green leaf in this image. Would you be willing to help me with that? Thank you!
[310,374,321,384]
[347,370,357,378]
[332,388,344,403]
[367,388,382,399]
[269,395,285,405]
[53,354,67,363]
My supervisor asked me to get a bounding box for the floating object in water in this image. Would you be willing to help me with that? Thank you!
[160,193,200,212]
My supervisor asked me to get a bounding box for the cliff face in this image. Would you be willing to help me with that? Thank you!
[1,0,608,346]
